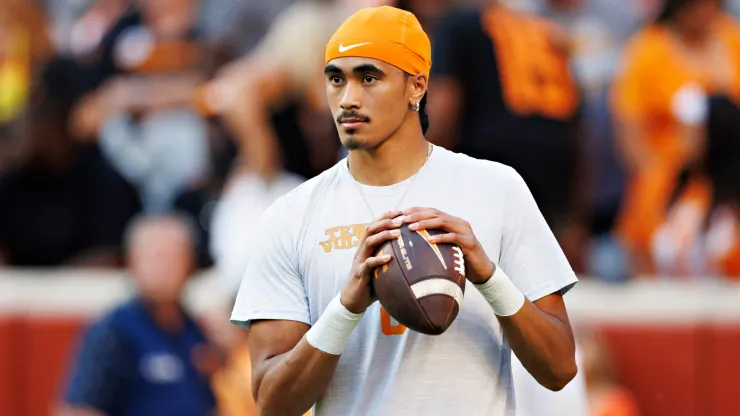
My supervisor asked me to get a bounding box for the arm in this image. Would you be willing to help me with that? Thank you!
[216,62,285,181]
[495,288,576,390]
[247,320,337,415]
[231,204,403,415]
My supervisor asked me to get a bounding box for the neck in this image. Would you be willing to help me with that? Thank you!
[347,124,429,186]
[145,299,185,333]
[670,24,712,48]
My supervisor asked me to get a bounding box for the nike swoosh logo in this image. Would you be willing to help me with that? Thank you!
[338,42,371,53]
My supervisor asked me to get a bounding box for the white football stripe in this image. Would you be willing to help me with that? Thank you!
[410,279,464,306]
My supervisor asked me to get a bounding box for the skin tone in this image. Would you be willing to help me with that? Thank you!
[247,56,576,415]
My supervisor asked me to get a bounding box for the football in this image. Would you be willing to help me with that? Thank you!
[372,224,466,335]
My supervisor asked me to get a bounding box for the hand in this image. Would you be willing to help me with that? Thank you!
[402,207,495,284]
[341,210,404,314]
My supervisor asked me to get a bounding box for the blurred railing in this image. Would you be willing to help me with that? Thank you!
[1,270,740,416]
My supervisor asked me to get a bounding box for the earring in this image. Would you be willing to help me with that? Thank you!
[411,102,420,112]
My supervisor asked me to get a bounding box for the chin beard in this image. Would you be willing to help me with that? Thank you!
[343,137,365,151]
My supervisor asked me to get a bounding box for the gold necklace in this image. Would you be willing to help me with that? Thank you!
[347,143,433,219]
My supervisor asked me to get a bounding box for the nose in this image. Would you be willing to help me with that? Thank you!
[339,81,362,110]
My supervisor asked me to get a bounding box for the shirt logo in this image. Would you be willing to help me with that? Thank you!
[338,42,371,53]
[320,223,368,253]
[139,353,184,384]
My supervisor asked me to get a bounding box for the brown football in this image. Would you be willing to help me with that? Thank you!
[372,224,466,335]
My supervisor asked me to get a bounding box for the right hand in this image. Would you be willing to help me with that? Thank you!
[341,210,403,314]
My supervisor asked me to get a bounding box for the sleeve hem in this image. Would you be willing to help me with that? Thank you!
[524,274,579,302]
[230,311,311,329]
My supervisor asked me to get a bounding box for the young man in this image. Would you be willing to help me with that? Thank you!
[231,6,578,416]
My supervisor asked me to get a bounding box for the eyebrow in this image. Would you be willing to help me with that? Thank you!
[324,64,387,77]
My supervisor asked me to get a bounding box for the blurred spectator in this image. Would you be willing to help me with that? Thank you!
[201,0,351,183]
[210,172,304,292]
[71,0,212,214]
[579,328,640,416]
[198,0,296,61]
[610,0,740,274]
[47,0,128,57]
[0,59,141,267]
[520,0,642,281]
[428,1,589,272]
[59,214,219,416]
[526,0,641,96]
[652,96,740,278]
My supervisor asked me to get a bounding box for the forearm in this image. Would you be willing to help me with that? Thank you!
[253,295,364,415]
[615,121,650,172]
[255,337,341,415]
[224,97,281,181]
[497,301,576,390]
[474,266,576,391]
[138,73,206,111]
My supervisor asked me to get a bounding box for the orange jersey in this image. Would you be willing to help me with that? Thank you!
[611,17,740,253]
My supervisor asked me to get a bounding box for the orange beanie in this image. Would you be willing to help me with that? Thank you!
[325,6,432,76]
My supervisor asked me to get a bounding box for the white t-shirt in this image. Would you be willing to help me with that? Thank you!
[232,146,578,416]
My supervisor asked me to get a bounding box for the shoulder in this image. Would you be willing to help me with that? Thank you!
[78,302,137,349]
[621,25,668,64]
[438,146,522,184]
[433,147,527,201]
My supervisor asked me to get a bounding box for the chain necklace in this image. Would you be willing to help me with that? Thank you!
[346,143,433,219]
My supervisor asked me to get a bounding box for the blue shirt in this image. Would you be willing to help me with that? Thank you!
[65,299,217,416]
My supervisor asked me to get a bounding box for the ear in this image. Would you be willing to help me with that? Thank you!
[408,73,428,107]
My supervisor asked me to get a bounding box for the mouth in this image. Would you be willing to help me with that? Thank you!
[339,119,368,129]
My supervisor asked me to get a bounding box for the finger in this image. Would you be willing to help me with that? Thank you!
[373,210,404,224]
[401,207,434,215]
[426,232,461,245]
[401,209,442,225]
[364,217,403,238]
[360,254,393,278]
[407,217,462,233]
[361,229,401,257]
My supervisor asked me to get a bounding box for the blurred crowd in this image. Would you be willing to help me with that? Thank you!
[3,0,740,282]
[3,0,740,414]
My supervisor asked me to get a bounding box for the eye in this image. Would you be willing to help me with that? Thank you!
[329,75,344,85]
[362,75,376,84]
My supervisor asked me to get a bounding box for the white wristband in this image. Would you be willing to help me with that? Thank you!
[474,264,525,317]
[305,294,364,355]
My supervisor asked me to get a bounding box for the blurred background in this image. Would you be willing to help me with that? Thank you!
[2,0,740,415]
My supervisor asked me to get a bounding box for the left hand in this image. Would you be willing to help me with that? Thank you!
[401,207,494,284]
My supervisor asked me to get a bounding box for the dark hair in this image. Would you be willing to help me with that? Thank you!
[404,72,430,135]
[706,95,740,206]
[419,92,429,135]
[656,0,721,23]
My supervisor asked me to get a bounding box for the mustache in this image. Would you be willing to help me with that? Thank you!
[337,111,370,123]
